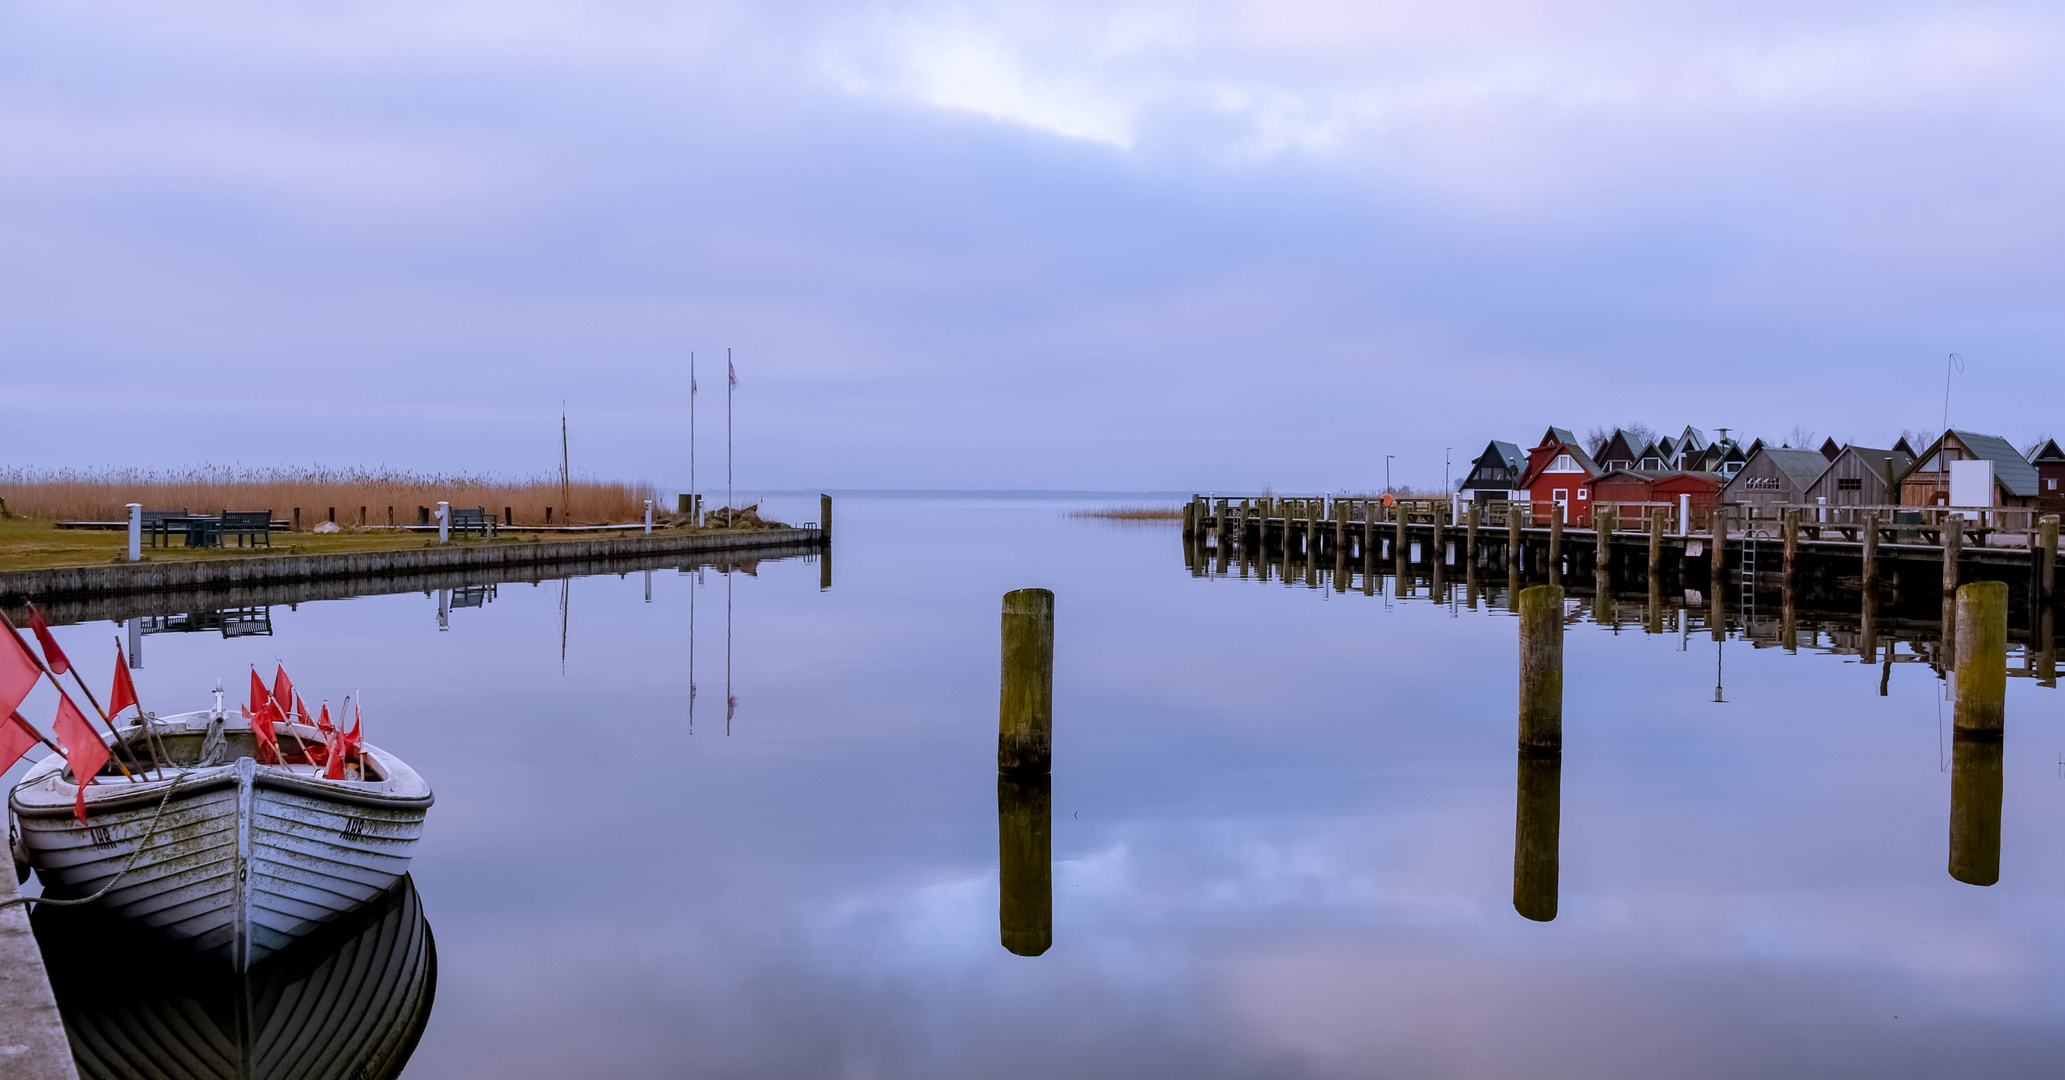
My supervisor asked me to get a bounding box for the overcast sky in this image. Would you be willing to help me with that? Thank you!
[5,1,2062,492]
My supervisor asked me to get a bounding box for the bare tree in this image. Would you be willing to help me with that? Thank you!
[1583,426,1613,457]
[1784,425,1817,449]
[2023,434,2055,458]
[1584,424,1662,458]
[1897,428,1938,453]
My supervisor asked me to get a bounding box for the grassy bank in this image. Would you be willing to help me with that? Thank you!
[0,466,658,526]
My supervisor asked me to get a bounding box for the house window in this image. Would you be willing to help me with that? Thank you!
[1577,490,1588,500]
[1746,477,1778,490]
[1838,478,1862,491]
[1548,454,1580,472]
[1552,488,1568,503]
[1641,457,1662,470]
[2050,478,2058,491]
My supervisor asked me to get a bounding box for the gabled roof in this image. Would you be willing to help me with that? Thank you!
[1675,426,1707,453]
[1950,430,2040,497]
[1523,430,1602,485]
[1819,437,1842,462]
[1892,436,1918,457]
[1598,430,1641,467]
[1825,445,1914,487]
[1631,440,1665,466]
[1736,446,1832,491]
[1477,440,1525,471]
[1540,426,1580,449]
[2028,438,2065,464]
[1744,438,1767,456]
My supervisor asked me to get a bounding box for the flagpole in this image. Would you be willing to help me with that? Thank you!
[10,710,62,756]
[65,662,156,774]
[113,637,170,770]
[690,351,697,526]
[726,347,733,528]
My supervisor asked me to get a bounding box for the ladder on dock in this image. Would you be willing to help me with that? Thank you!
[1741,529,1769,633]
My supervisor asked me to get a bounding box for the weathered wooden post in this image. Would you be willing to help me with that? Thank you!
[1943,512,1963,597]
[1394,502,1409,597]
[1709,508,1726,640]
[1547,505,1563,584]
[821,493,833,541]
[1513,750,1561,923]
[1861,511,1879,596]
[1432,503,1446,571]
[1217,499,1231,551]
[1948,733,2003,888]
[1954,580,2007,736]
[1647,507,1664,584]
[1466,502,1480,568]
[998,771,1053,955]
[999,589,1055,774]
[1518,584,1564,753]
[2038,607,2056,688]
[1509,505,1523,573]
[1782,509,1798,588]
[1183,500,1197,540]
[2039,514,2058,607]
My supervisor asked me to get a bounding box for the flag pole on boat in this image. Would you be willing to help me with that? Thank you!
[109,636,170,772]
[5,606,137,781]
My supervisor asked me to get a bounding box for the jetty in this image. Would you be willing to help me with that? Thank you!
[0,868,77,1079]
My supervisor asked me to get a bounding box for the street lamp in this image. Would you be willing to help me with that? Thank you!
[1444,447,1452,492]
[1385,455,1395,494]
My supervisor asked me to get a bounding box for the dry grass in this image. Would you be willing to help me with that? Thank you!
[1068,505,1184,521]
[0,466,659,526]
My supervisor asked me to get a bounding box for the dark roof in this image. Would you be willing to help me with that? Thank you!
[1736,447,1832,492]
[1477,440,1525,471]
[2028,439,2065,463]
[1827,445,1915,487]
[1819,438,1841,462]
[1543,426,1580,448]
[1892,436,1917,456]
[1951,430,2040,497]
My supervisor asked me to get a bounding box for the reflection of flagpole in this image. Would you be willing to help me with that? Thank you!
[727,348,735,525]
[689,567,697,734]
[726,563,734,736]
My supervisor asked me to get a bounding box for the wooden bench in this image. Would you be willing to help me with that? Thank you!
[141,508,190,548]
[218,510,273,548]
[448,507,490,538]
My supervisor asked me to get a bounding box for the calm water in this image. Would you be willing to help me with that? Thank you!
[17,494,2065,1078]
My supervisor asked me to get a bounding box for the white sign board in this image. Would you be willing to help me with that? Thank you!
[1949,459,1995,508]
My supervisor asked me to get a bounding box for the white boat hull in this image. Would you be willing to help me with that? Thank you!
[9,708,431,969]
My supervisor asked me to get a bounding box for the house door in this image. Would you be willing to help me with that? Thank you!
[1552,488,1568,523]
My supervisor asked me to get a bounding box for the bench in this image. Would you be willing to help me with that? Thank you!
[141,508,190,548]
[218,510,273,548]
[448,507,491,538]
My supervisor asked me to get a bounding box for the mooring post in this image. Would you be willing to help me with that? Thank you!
[1183,499,1197,540]
[1782,509,1798,586]
[1432,503,1446,572]
[1862,511,1879,596]
[998,772,1053,955]
[999,588,1055,774]
[126,502,142,562]
[1954,580,2007,736]
[1466,502,1480,567]
[1647,507,1663,583]
[1509,505,1522,571]
[1594,506,1613,596]
[1948,733,2004,888]
[437,501,450,544]
[1218,499,1231,551]
[1943,513,1963,597]
[1518,584,1564,753]
[2039,514,2058,607]
[1394,502,1409,597]
[1709,507,1727,592]
[1514,750,1561,923]
[821,494,833,541]
[644,499,654,534]
[1547,505,1563,584]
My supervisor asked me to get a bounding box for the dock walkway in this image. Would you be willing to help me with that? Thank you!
[0,872,76,1080]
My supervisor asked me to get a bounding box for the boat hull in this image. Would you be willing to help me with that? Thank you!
[10,710,431,969]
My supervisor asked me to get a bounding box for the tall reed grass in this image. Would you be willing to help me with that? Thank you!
[0,466,659,526]
[1068,505,1183,521]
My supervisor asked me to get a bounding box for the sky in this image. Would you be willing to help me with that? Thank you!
[4,0,2063,492]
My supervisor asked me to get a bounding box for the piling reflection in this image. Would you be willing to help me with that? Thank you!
[1948,733,2004,887]
[998,772,1053,956]
[1514,752,1561,922]
[35,876,435,1080]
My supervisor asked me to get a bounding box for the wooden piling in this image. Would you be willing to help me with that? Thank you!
[1547,507,1562,584]
[1943,513,1963,597]
[998,589,1054,774]
[1513,751,1560,922]
[1953,580,2007,736]
[1861,512,1879,599]
[1647,507,1663,583]
[1217,499,1231,550]
[1782,509,1798,586]
[998,772,1053,955]
[822,493,833,541]
[1518,584,1564,753]
[2040,514,2058,607]
[1948,733,2003,887]
[1394,503,1408,597]
[1432,504,1445,571]
[1466,503,1480,568]
[1182,501,1197,539]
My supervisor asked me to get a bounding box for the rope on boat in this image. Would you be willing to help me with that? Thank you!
[0,770,192,911]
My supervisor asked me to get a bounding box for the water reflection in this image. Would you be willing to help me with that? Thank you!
[1948,734,2004,887]
[35,876,435,1080]
[998,773,1052,956]
[1513,752,1561,922]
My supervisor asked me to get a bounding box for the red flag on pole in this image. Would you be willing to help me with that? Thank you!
[109,642,138,718]
[243,701,281,765]
[28,606,70,677]
[325,702,362,780]
[0,711,39,776]
[316,702,334,735]
[249,669,267,713]
[53,690,108,822]
[272,666,293,715]
[728,360,736,387]
[0,610,43,719]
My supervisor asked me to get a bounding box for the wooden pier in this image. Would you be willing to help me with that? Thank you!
[1182,495,2062,613]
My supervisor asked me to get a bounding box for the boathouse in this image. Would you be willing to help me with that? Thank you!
[1895,430,2040,508]
[1458,441,1528,503]
[2029,439,2065,512]
[1653,471,1724,518]
[1587,468,1659,511]
[1517,427,1601,525]
[1594,430,1645,472]
[1801,444,1914,509]
[1720,446,1831,509]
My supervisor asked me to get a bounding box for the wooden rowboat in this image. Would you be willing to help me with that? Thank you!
[36,873,436,1080]
[8,698,432,970]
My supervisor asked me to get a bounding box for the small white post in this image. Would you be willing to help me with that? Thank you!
[437,501,450,544]
[644,499,653,534]
[1678,493,1691,537]
[1817,496,1827,523]
[126,617,142,668]
[437,588,451,630]
[126,503,142,562]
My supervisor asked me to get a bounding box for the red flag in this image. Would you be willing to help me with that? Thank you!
[109,642,138,719]
[325,703,362,780]
[0,610,43,719]
[249,669,267,712]
[728,360,736,387]
[53,690,107,823]
[272,666,293,714]
[296,695,313,727]
[0,711,40,776]
[28,606,69,677]
[316,702,334,735]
